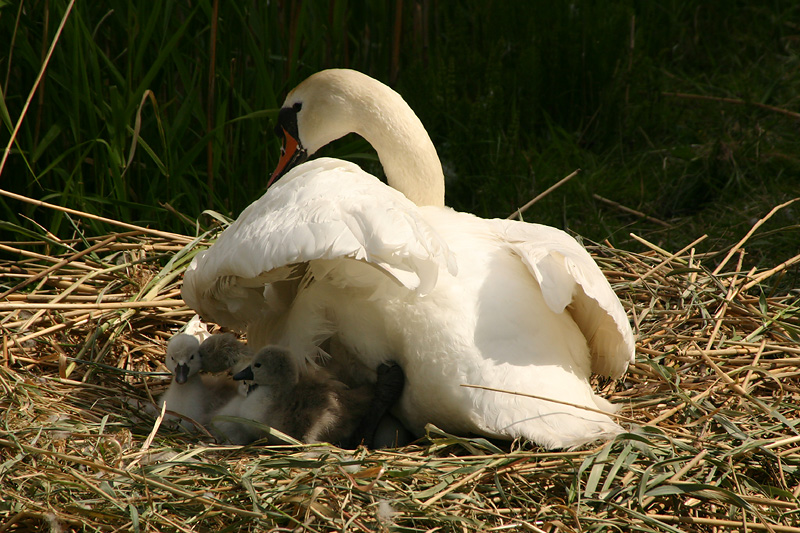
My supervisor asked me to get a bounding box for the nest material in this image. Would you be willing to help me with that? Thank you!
[1,213,800,532]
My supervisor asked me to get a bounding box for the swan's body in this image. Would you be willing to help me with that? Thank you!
[159,333,239,430]
[230,346,374,445]
[182,69,635,449]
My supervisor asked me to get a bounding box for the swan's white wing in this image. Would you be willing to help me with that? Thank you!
[182,158,457,330]
[498,220,635,378]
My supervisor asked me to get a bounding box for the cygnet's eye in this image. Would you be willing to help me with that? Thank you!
[190,354,195,360]
[254,363,262,369]
[292,102,302,112]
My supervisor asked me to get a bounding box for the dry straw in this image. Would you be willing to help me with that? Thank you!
[1,197,800,532]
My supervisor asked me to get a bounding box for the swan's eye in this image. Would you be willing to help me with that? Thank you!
[254,363,262,369]
[292,102,302,112]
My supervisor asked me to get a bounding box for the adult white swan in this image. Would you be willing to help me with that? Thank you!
[182,69,635,449]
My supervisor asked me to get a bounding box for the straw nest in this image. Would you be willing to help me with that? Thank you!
[1,201,800,533]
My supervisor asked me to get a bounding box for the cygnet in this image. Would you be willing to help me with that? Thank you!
[158,333,239,430]
[197,333,258,443]
[231,345,375,445]
[198,332,253,373]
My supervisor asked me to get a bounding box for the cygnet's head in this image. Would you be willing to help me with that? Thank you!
[198,332,250,373]
[233,345,298,388]
[165,334,201,384]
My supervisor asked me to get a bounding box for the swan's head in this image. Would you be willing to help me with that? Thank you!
[165,334,201,384]
[233,345,299,388]
[270,69,368,186]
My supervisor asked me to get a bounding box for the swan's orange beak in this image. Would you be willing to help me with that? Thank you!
[269,127,307,187]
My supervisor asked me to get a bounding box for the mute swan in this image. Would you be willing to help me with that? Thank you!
[232,345,399,445]
[159,333,239,430]
[182,69,636,449]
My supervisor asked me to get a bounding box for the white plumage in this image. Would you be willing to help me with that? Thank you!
[182,69,635,449]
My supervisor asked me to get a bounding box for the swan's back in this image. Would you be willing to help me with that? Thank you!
[182,158,456,336]
[495,218,634,377]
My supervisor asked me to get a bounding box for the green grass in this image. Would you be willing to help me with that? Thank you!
[1,0,799,272]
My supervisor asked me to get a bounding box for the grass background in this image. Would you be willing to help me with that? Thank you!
[1,0,799,264]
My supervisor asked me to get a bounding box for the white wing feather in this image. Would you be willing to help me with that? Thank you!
[498,220,635,378]
[182,158,457,330]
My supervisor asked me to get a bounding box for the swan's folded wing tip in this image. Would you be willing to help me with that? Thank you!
[501,222,636,379]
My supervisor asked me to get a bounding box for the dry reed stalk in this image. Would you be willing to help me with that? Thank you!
[508,169,581,220]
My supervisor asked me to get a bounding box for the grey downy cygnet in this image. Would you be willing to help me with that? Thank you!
[230,345,382,445]
[198,332,253,373]
[197,333,260,444]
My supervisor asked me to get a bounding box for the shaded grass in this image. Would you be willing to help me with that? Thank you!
[0,0,399,236]
[397,0,800,268]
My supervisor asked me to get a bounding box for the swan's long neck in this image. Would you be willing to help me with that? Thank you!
[292,70,446,206]
[352,84,445,207]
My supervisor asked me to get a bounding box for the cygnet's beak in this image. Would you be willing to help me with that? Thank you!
[233,366,254,382]
[174,363,190,384]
